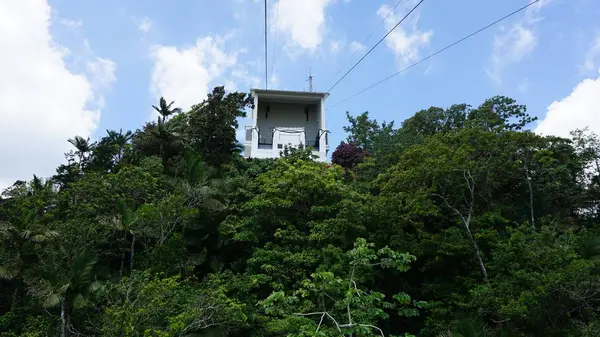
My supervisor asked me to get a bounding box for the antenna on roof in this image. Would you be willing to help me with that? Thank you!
[307,66,314,92]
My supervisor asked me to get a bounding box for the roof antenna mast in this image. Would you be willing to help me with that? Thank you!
[307,66,314,92]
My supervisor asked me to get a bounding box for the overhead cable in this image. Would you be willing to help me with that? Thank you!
[329,0,542,108]
[325,0,407,88]
[264,0,268,89]
[326,0,426,93]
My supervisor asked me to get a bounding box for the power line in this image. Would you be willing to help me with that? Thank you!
[270,0,281,88]
[264,0,268,89]
[326,0,425,93]
[330,0,541,109]
[325,0,406,89]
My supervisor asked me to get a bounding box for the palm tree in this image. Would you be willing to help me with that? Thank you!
[115,197,137,276]
[152,96,182,122]
[67,136,94,168]
[0,208,59,280]
[106,129,133,164]
[182,154,225,211]
[40,250,100,337]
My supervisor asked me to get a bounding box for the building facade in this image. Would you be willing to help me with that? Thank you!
[244,89,329,161]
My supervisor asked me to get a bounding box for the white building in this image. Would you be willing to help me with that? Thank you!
[244,89,329,161]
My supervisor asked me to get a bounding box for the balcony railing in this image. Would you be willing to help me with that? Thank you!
[245,126,253,142]
[256,135,320,150]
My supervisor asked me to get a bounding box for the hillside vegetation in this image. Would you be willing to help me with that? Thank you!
[2,87,600,336]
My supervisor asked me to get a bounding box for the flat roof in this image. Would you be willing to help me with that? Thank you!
[251,88,329,102]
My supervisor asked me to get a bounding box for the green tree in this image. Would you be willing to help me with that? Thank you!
[101,272,246,336]
[187,86,253,166]
[67,136,95,169]
[28,250,100,337]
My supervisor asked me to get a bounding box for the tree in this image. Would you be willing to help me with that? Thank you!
[28,250,100,337]
[260,238,422,337]
[343,111,395,155]
[152,96,182,122]
[187,86,253,166]
[100,272,246,336]
[332,141,367,169]
[67,136,95,169]
[106,129,133,164]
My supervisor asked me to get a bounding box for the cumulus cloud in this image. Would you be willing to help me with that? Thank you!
[0,0,110,190]
[486,0,554,84]
[149,35,258,113]
[271,0,334,51]
[535,70,600,138]
[378,0,433,68]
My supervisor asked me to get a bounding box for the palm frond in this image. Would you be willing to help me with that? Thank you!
[0,266,16,280]
[72,250,98,282]
[89,280,102,292]
[58,282,71,295]
[200,197,226,211]
[42,293,63,308]
[452,316,495,337]
[116,197,132,227]
[20,229,32,239]
[31,234,48,242]
[72,293,87,309]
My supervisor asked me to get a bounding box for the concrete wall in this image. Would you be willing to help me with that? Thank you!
[256,101,321,148]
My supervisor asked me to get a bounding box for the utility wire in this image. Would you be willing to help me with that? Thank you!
[264,0,268,89]
[326,0,425,93]
[270,0,281,88]
[325,0,406,89]
[330,0,541,108]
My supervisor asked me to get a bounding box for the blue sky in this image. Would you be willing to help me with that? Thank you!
[1,0,600,188]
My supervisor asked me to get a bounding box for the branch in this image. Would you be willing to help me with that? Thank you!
[294,312,342,332]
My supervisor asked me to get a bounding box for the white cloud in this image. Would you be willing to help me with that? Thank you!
[87,57,117,89]
[330,40,344,54]
[486,0,553,84]
[535,70,600,138]
[150,35,251,112]
[272,0,334,51]
[0,0,107,189]
[378,1,433,68]
[349,41,365,53]
[583,33,600,72]
[486,24,536,84]
[59,19,82,29]
[138,17,152,33]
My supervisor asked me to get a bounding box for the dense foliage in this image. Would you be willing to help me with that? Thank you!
[1,89,600,337]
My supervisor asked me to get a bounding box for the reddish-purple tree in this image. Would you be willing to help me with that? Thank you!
[332,142,366,169]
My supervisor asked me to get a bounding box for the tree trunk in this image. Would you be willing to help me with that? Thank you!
[60,300,67,337]
[523,161,535,228]
[130,234,136,272]
[119,249,126,279]
[120,231,127,278]
[464,225,489,283]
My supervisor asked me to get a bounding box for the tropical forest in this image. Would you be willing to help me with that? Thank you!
[2,87,600,337]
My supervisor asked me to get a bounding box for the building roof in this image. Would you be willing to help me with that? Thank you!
[250,88,329,103]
